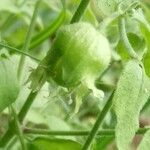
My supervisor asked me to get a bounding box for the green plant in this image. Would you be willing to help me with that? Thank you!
[0,0,150,150]
[0,56,20,112]
[29,22,111,96]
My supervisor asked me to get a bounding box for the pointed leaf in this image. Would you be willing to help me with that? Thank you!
[27,137,82,150]
[113,60,150,150]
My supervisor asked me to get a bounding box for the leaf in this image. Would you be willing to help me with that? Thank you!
[27,137,82,150]
[0,0,19,13]
[0,56,20,112]
[83,7,98,26]
[97,0,119,17]
[94,0,139,17]
[113,60,150,150]
[93,136,114,150]
[138,129,150,150]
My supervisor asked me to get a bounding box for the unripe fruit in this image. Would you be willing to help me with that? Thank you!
[49,22,111,88]
[29,22,111,95]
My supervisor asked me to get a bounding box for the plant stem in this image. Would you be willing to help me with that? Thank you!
[17,0,41,80]
[118,17,138,59]
[0,90,39,147]
[70,0,91,23]
[18,90,39,123]
[0,123,15,147]
[17,8,65,50]
[0,42,41,62]
[5,136,18,150]
[82,92,114,150]
[11,106,27,150]
[26,10,65,50]
[23,127,149,136]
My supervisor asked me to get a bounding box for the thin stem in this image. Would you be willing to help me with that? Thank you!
[27,10,65,50]
[0,42,41,62]
[17,9,65,50]
[0,90,39,147]
[23,128,149,136]
[0,122,15,147]
[70,0,90,23]
[17,0,41,80]
[18,90,39,123]
[5,136,18,150]
[82,92,114,150]
[11,106,26,150]
[118,17,138,59]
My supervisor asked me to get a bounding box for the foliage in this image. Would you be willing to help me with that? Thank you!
[0,55,20,112]
[0,0,150,150]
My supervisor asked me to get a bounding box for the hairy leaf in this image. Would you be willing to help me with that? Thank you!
[113,60,150,150]
[94,0,139,17]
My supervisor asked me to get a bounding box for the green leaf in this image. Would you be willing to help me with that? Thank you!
[83,7,98,26]
[113,60,150,150]
[93,136,114,150]
[0,56,20,112]
[0,0,18,13]
[94,0,139,17]
[27,137,82,150]
[138,129,150,150]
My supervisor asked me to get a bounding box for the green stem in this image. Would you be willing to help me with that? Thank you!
[18,90,39,123]
[98,2,139,32]
[29,10,65,49]
[82,92,114,150]
[17,0,41,80]
[118,17,138,59]
[0,42,41,62]
[0,122,15,147]
[5,136,18,150]
[0,90,39,147]
[17,3,65,50]
[23,128,149,136]
[70,0,90,23]
[11,106,26,150]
